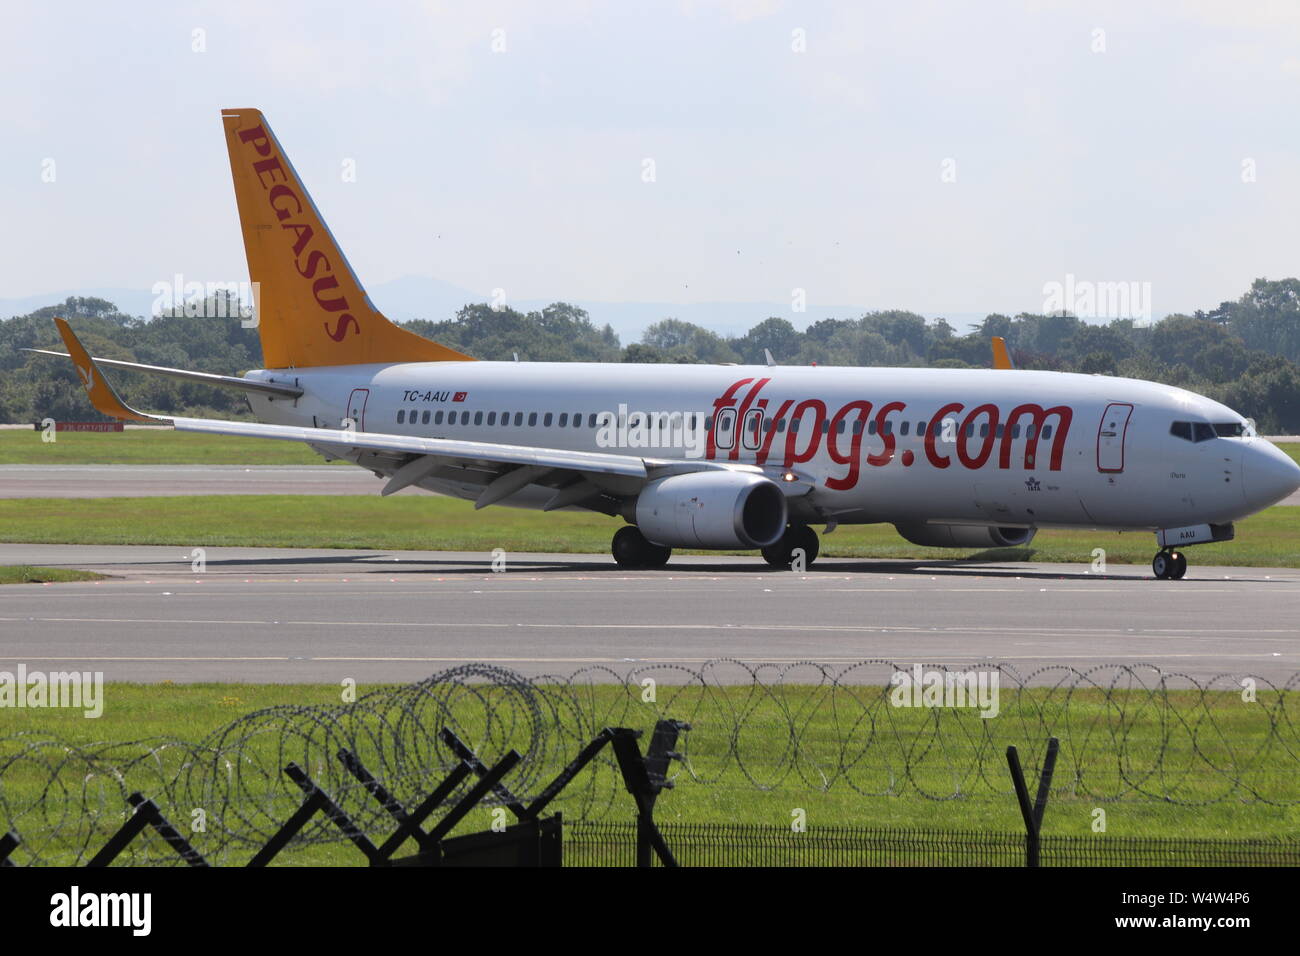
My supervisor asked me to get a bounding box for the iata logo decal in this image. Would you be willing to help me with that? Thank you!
[235,124,361,343]
[708,377,1073,492]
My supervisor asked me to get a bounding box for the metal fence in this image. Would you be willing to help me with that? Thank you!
[565,822,1300,867]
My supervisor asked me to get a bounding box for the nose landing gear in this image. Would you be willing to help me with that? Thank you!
[1152,549,1187,580]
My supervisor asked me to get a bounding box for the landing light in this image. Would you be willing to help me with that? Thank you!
[782,472,797,482]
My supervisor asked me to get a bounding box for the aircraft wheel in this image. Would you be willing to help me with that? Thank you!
[1152,551,1172,580]
[762,525,819,570]
[612,526,671,569]
[1170,551,1187,580]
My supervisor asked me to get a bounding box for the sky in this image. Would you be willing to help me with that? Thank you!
[2,0,1299,328]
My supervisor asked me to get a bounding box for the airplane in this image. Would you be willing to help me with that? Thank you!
[33,108,1300,581]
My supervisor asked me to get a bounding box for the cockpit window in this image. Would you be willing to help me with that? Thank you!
[1170,421,1219,443]
[1213,422,1246,438]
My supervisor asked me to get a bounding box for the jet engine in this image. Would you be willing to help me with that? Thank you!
[893,523,1036,549]
[635,472,787,549]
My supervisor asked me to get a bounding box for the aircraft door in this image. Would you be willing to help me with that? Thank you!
[346,388,370,431]
[1096,403,1133,473]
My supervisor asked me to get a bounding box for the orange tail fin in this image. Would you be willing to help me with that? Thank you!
[221,108,473,369]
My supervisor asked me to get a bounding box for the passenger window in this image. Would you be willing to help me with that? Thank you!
[978,423,987,438]
[964,424,973,438]
[822,420,830,434]
[781,419,790,433]
[868,421,877,435]
[836,419,846,434]
[474,411,483,425]
[1026,424,1036,439]
[434,410,443,425]
[916,421,925,435]
[742,409,763,450]
[515,412,524,427]
[397,410,406,424]
[715,408,737,450]
[487,412,496,426]
[558,413,568,427]
[1012,424,1021,438]
[1042,425,1052,439]
[422,410,431,425]
[461,411,471,425]
[853,420,863,434]
[995,423,1004,438]
[900,421,910,436]
[573,414,582,428]
[589,413,598,428]
[528,412,537,426]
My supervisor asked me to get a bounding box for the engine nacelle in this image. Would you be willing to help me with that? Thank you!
[635,472,788,549]
[894,523,1037,549]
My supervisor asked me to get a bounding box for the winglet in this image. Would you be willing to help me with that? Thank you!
[54,318,165,423]
[991,336,1014,370]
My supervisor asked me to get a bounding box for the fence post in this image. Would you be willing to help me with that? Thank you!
[1006,737,1059,867]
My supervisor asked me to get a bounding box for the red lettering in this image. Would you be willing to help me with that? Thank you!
[730,378,770,461]
[925,402,964,469]
[956,404,999,469]
[867,401,906,466]
[269,184,303,222]
[323,315,360,341]
[282,222,315,258]
[237,124,273,157]
[312,276,348,312]
[708,378,753,459]
[781,399,826,468]
[1000,404,1073,471]
[296,249,331,279]
[756,399,795,465]
[825,400,872,490]
[252,157,287,189]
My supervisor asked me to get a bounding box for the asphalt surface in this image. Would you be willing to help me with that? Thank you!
[1,544,1296,684]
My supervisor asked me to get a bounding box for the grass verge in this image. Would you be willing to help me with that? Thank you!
[0,495,1296,566]
[1,682,1295,866]
[0,565,106,584]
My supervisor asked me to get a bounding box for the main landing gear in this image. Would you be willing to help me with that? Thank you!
[611,526,671,569]
[762,524,820,570]
[1152,549,1187,580]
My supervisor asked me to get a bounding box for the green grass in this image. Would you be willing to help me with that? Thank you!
[0,494,1296,566]
[1,682,1295,865]
[0,428,339,465]
[0,565,106,584]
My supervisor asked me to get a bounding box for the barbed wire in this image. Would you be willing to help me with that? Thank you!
[1,660,1296,865]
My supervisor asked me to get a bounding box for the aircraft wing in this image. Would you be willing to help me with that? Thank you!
[50,317,787,512]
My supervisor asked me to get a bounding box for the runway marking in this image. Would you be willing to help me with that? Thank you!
[0,654,1288,665]
[1,617,1294,642]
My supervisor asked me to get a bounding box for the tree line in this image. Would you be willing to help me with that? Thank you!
[5,277,1300,432]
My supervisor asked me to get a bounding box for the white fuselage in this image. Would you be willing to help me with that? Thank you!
[243,361,1298,534]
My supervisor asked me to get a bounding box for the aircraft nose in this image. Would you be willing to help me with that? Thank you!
[1242,440,1300,510]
